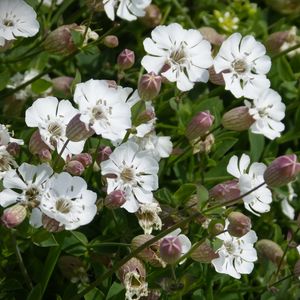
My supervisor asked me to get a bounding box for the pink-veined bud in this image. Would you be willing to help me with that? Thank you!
[103,35,119,48]
[190,240,219,263]
[71,153,92,167]
[52,76,74,97]
[66,114,95,142]
[186,111,214,141]
[222,106,255,131]
[256,239,284,267]
[227,212,252,237]
[104,190,126,209]
[141,4,162,28]
[29,130,50,155]
[1,204,27,228]
[208,219,225,236]
[97,146,112,163]
[117,49,135,70]
[294,259,300,277]
[209,179,241,204]
[266,31,290,54]
[264,154,300,187]
[199,27,225,46]
[38,148,52,162]
[138,72,162,100]
[159,236,182,264]
[208,66,231,85]
[6,142,21,157]
[42,214,65,232]
[65,160,85,176]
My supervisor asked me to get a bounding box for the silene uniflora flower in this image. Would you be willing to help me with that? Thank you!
[74,79,139,143]
[245,89,286,140]
[141,23,213,91]
[0,163,53,226]
[214,33,271,98]
[0,124,23,146]
[0,0,40,46]
[0,146,18,179]
[212,223,258,279]
[100,141,159,213]
[40,172,97,230]
[227,154,272,215]
[103,0,151,22]
[25,97,85,160]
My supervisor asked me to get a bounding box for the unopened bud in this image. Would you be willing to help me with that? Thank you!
[227,212,252,237]
[105,190,126,209]
[71,153,92,167]
[141,4,162,28]
[256,239,284,266]
[186,111,214,140]
[199,27,225,46]
[38,148,52,162]
[97,146,112,163]
[131,235,166,268]
[160,236,182,264]
[208,220,225,236]
[117,49,135,70]
[65,160,85,176]
[264,154,300,187]
[103,35,119,48]
[222,106,255,131]
[190,240,219,263]
[52,76,74,97]
[138,72,161,100]
[209,66,230,85]
[6,142,20,157]
[42,214,64,232]
[1,204,27,228]
[66,114,95,142]
[209,179,240,204]
[266,31,290,54]
[29,130,50,155]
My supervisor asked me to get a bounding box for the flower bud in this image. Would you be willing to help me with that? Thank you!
[52,76,74,97]
[65,160,85,176]
[264,154,300,187]
[222,106,255,131]
[209,66,230,85]
[104,190,126,209]
[190,240,219,263]
[117,49,135,70]
[294,259,300,277]
[131,235,166,268]
[103,35,119,48]
[256,239,284,266]
[266,31,290,54]
[38,148,52,162]
[96,146,112,163]
[71,153,92,167]
[186,111,214,141]
[42,214,64,232]
[227,212,252,237]
[199,27,225,46]
[140,4,162,28]
[6,142,20,157]
[209,179,240,204]
[117,258,148,300]
[208,219,225,236]
[138,72,162,100]
[29,130,50,155]
[1,204,27,228]
[66,114,95,142]
[159,236,182,264]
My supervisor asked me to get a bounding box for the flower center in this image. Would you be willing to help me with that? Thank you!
[257,105,273,118]
[48,122,63,137]
[120,167,135,183]
[56,198,72,214]
[224,241,236,255]
[25,186,40,203]
[3,19,14,27]
[232,59,247,74]
[170,43,186,64]
[92,106,105,120]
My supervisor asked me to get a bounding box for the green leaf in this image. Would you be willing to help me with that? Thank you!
[85,288,105,300]
[174,183,197,205]
[31,79,52,94]
[276,56,295,81]
[0,70,10,91]
[31,230,58,247]
[155,188,174,204]
[197,185,209,208]
[105,282,124,300]
[213,138,238,160]
[71,231,88,246]
[27,284,42,300]
[71,29,84,47]
[249,131,265,161]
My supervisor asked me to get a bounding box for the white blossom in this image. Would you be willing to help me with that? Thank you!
[0,146,18,179]
[0,0,39,46]
[227,154,272,215]
[25,97,85,160]
[101,141,159,213]
[214,33,271,98]
[212,225,258,279]
[141,23,213,91]
[0,124,23,146]
[40,172,97,230]
[245,89,286,140]
[41,0,63,7]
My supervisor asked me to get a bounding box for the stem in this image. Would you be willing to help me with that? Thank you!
[52,139,69,170]
[272,43,300,60]
[11,231,33,289]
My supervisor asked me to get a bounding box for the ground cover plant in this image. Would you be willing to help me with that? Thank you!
[0,0,300,299]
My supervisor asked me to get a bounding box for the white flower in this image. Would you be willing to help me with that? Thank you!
[0,146,18,179]
[25,97,85,160]
[40,172,97,230]
[245,89,286,140]
[212,226,258,279]
[0,163,53,226]
[227,154,272,215]
[214,33,271,98]
[101,141,159,213]
[0,124,23,146]
[280,182,296,219]
[74,79,139,143]
[141,23,213,91]
[103,0,151,21]
[0,0,39,46]
[41,0,63,7]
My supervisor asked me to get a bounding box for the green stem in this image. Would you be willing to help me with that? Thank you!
[272,43,300,60]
